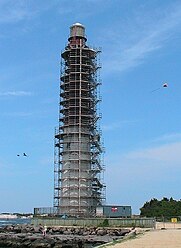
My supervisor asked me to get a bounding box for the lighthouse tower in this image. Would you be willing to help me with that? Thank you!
[54,23,105,217]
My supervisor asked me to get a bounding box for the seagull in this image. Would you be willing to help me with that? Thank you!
[23,153,28,157]
[17,154,20,157]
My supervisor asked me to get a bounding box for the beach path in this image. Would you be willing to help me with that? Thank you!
[108,229,181,248]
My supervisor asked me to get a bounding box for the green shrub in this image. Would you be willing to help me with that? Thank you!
[98,218,109,227]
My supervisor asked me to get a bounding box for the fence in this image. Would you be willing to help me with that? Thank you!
[31,217,155,228]
[34,207,57,215]
[155,216,181,229]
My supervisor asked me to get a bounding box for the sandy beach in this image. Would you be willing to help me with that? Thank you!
[108,229,181,248]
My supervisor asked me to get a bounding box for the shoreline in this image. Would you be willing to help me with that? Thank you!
[0,224,132,248]
[1,222,180,247]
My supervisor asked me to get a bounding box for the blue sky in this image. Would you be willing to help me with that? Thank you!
[0,0,181,214]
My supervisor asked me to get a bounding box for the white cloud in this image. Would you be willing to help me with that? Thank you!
[102,120,138,131]
[103,3,181,73]
[104,136,181,213]
[0,0,34,23]
[0,91,32,96]
[122,132,181,164]
[126,141,181,164]
[152,132,181,143]
[105,133,181,179]
[153,133,181,142]
[0,0,58,24]
[103,132,181,182]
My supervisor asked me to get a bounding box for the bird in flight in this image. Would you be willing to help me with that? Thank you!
[17,153,28,157]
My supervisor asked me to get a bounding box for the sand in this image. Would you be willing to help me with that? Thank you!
[108,229,181,248]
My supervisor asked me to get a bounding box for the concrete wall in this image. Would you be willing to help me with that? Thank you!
[156,221,181,229]
[31,217,155,228]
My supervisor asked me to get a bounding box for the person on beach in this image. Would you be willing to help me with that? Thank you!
[42,225,47,237]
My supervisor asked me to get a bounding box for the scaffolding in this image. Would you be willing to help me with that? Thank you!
[54,23,105,217]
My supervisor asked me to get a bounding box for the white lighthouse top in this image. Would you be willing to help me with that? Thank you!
[69,23,86,39]
[73,22,84,27]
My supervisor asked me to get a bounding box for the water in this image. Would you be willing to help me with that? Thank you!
[0,219,31,248]
[0,218,31,227]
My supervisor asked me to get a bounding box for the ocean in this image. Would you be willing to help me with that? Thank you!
[0,217,31,227]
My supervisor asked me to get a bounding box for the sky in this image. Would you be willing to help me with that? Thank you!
[0,0,181,215]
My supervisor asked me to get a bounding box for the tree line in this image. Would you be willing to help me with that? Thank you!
[140,197,181,217]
